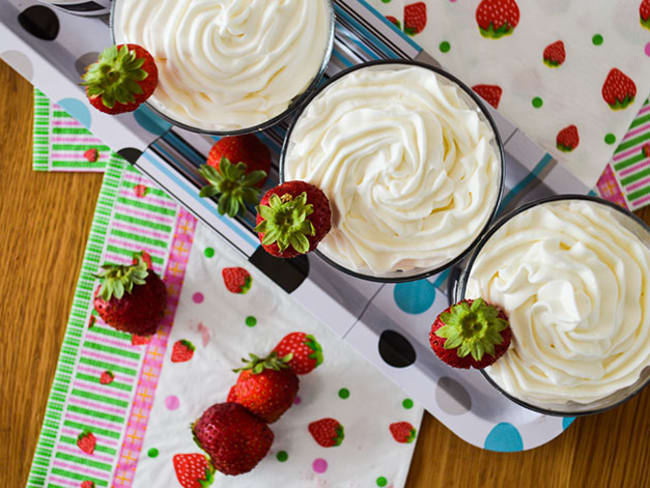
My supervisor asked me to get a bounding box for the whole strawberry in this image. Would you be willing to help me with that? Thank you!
[543,40,566,68]
[602,68,636,110]
[308,418,344,448]
[273,332,323,375]
[476,0,520,39]
[641,0,650,30]
[429,298,511,369]
[81,481,95,488]
[227,352,299,423]
[192,402,274,476]
[403,2,427,35]
[472,84,502,109]
[255,181,332,258]
[171,339,195,363]
[222,267,252,294]
[77,431,96,454]
[93,253,167,335]
[82,44,158,114]
[556,125,580,153]
[389,422,417,444]
[173,453,214,488]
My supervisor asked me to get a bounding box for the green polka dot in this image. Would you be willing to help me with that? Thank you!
[402,398,414,409]
[147,448,159,458]
[204,247,215,258]
[276,451,288,462]
[381,0,391,3]
[532,97,543,108]
[592,34,603,46]
[245,316,257,327]
[605,133,616,145]
[376,476,388,487]
[439,41,451,53]
[338,388,350,399]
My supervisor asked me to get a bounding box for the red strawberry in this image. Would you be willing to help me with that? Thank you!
[82,44,158,114]
[404,2,427,35]
[308,418,344,448]
[171,339,195,363]
[93,252,167,335]
[389,422,417,444]
[99,371,114,385]
[199,135,271,217]
[132,250,153,270]
[84,148,99,162]
[556,125,580,152]
[429,298,511,369]
[273,332,323,375]
[173,453,215,488]
[602,68,637,110]
[81,481,95,488]
[472,84,502,109]
[386,15,401,30]
[192,402,274,476]
[227,352,299,423]
[476,0,520,39]
[643,143,650,158]
[255,181,332,258]
[641,0,650,29]
[134,184,148,198]
[77,431,96,454]
[222,267,252,294]
[131,334,150,346]
[543,40,566,67]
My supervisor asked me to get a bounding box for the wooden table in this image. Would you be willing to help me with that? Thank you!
[1,60,648,488]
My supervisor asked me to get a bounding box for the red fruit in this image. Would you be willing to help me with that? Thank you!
[99,371,114,385]
[93,253,167,335]
[386,15,401,30]
[192,402,274,476]
[543,41,566,67]
[84,148,99,162]
[228,352,299,423]
[476,0,520,39]
[134,184,148,198]
[602,68,637,110]
[308,418,344,448]
[429,298,512,369]
[389,422,417,444]
[171,339,195,363]
[131,334,150,346]
[404,2,427,35]
[81,481,95,488]
[77,431,96,454]
[255,181,332,258]
[556,125,580,152]
[82,44,158,114]
[472,84,502,109]
[273,332,323,375]
[641,0,650,29]
[222,267,252,294]
[643,143,650,158]
[132,250,153,269]
[173,453,214,488]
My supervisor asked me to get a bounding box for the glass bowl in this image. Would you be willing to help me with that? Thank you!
[109,0,335,136]
[280,60,505,283]
[455,194,650,416]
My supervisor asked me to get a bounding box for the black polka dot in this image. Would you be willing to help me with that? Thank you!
[18,6,60,41]
[117,148,142,165]
[378,330,416,368]
[249,247,309,293]
[75,52,100,77]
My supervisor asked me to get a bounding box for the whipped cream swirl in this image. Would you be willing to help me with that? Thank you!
[284,65,501,274]
[113,0,331,131]
[466,201,650,404]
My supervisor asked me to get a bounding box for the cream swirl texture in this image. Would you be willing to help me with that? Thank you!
[113,0,331,131]
[284,66,501,274]
[466,201,650,404]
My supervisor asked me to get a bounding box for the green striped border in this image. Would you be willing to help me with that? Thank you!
[33,89,50,172]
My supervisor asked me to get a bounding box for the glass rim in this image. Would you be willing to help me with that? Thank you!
[455,193,650,416]
[279,59,506,283]
[109,0,336,136]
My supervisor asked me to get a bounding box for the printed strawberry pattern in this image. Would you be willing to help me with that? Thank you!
[222,267,252,294]
[602,68,636,110]
[171,339,195,363]
[641,0,650,30]
[389,422,417,444]
[173,453,214,488]
[543,41,565,68]
[557,125,580,153]
[472,84,502,109]
[404,2,427,36]
[476,0,520,39]
[309,418,345,447]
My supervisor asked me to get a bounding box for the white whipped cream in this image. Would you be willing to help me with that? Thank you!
[284,65,501,275]
[466,201,650,405]
[113,0,331,131]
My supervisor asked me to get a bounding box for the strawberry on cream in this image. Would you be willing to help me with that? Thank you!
[283,65,502,275]
[112,0,332,131]
[466,200,650,405]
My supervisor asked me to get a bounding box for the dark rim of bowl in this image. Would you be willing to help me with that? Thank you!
[279,59,506,283]
[455,193,650,416]
[109,0,335,136]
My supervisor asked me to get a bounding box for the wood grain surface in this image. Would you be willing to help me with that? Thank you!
[1,60,648,488]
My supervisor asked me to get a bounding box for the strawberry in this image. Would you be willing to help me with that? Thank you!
[308,418,344,448]
[199,135,271,217]
[643,143,650,158]
[641,0,650,30]
[429,298,511,369]
[476,0,520,39]
[171,339,195,363]
[556,125,580,152]
[602,68,637,110]
[192,402,274,476]
[82,44,158,115]
[131,334,150,346]
[93,252,167,335]
[173,453,215,488]
[134,184,148,198]
[472,84,502,109]
[81,481,95,488]
[99,371,114,385]
[77,431,96,454]
[222,267,252,294]
[389,422,417,444]
[404,2,427,35]
[255,181,332,258]
[543,40,566,67]
[386,15,401,30]
[273,332,323,375]
[84,148,99,162]
[132,250,153,270]
[227,352,299,423]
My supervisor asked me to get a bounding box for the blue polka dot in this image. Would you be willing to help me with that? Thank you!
[133,104,172,136]
[484,423,524,452]
[562,417,576,430]
[393,280,436,314]
[57,98,91,129]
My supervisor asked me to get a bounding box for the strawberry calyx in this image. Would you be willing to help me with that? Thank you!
[332,424,345,446]
[82,45,150,109]
[608,95,635,110]
[255,192,315,254]
[199,158,266,217]
[305,334,324,367]
[233,351,293,375]
[479,22,514,39]
[94,253,148,301]
[434,298,509,361]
